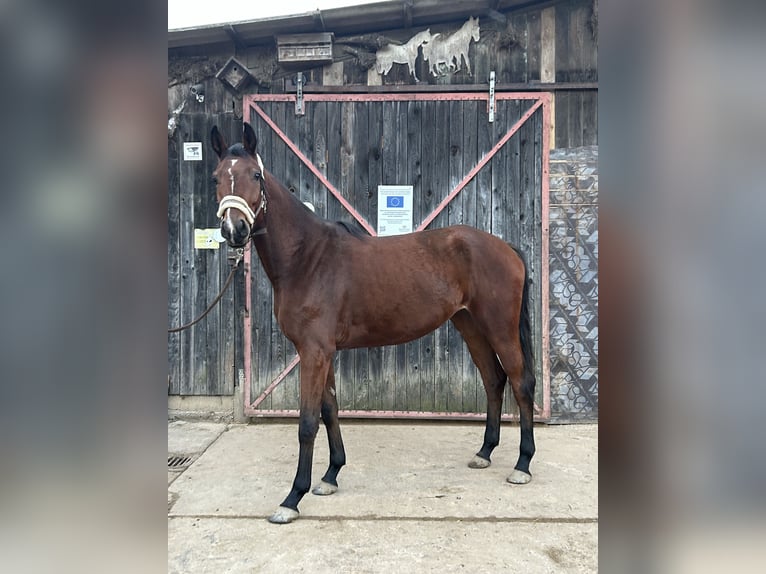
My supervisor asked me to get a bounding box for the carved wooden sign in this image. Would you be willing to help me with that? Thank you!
[374,29,433,82]
[374,17,480,81]
[423,17,480,77]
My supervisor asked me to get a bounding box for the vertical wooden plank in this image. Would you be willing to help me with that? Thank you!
[582,91,598,145]
[253,102,275,410]
[299,100,316,209]
[191,113,212,394]
[393,100,409,411]
[352,101,371,410]
[446,99,464,412]
[280,105,304,409]
[541,6,556,149]
[508,100,523,248]
[509,13,528,84]
[568,91,584,148]
[367,101,383,409]
[178,113,198,395]
[432,100,450,413]
[541,7,557,83]
[526,10,541,83]
[311,101,328,218]
[203,114,223,396]
[554,92,569,149]
[474,99,494,414]
[490,103,507,243]
[404,99,423,411]
[167,136,181,394]
[419,100,436,412]
[555,3,569,83]
[271,103,291,409]
[379,100,398,410]
[336,101,356,410]
[460,100,479,413]
[324,100,343,404]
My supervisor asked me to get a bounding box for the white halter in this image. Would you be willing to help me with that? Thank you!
[216,195,257,226]
[215,153,267,228]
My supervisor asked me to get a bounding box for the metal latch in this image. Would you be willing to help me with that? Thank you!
[295,72,305,116]
[488,71,496,123]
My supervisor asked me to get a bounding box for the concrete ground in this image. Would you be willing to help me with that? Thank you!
[168,420,597,573]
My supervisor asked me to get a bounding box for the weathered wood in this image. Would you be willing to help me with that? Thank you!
[336,102,356,410]
[366,102,384,409]
[256,102,276,409]
[378,101,398,409]
[526,11,541,83]
[418,100,437,412]
[287,82,598,93]
[460,100,479,412]
[353,102,371,410]
[177,113,197,395]
[404,99,423,410]
[230,96,545,415]
[167,137,182,394]
[392,100,409,411]
[271,103,293,409]
[202,114,223,396]
[446,99,464,412]
[540,6,556,84]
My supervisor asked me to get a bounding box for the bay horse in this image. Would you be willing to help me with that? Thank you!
[211,123,536,524]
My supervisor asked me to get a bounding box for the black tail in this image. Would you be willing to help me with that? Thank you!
[513,248,536,398]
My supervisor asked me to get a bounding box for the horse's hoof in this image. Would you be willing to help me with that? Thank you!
[268,506,299,524]
[507,469,532,484]
[468,455,491,469]
[311,480,338,496]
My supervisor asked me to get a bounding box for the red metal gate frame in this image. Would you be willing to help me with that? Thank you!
[242,92,551,420]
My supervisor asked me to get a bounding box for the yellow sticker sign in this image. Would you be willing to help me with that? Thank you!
[194,228,222,250]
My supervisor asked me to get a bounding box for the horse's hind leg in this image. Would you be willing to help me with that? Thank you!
[312,366,346,496]
[451,310,507,469]
[490,335,536,484]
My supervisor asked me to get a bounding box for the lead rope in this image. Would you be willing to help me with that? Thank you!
[168,248,244,333]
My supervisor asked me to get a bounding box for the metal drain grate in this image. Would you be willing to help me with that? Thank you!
[168,455,193,469]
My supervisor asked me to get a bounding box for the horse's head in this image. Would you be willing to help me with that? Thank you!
[469,17,480,42]
[210,123,267,248]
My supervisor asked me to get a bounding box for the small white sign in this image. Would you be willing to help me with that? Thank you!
[377,185,413,236]
[184,142,202,161]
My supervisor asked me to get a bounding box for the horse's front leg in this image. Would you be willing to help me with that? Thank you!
[268,346,332,524]
[312,366,346,496]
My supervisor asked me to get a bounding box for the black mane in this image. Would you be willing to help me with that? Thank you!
[224,143,252,159]
[335,220,369,239]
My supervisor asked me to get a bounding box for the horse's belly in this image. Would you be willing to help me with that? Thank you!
[338,286,462,349]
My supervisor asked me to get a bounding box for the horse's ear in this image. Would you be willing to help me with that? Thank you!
[243,123,258,156]
[211,126,226,159]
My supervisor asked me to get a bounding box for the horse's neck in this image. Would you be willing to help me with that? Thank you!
[251,177,319,288]
[407,33,426,48]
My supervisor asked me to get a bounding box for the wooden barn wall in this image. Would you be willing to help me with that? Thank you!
[167,0,598,408]
[243,97,544,416]
[168,0,597,148]
[168,114,244,395]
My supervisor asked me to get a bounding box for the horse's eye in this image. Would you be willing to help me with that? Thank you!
[254,172,261,180]
[211,176,218,185]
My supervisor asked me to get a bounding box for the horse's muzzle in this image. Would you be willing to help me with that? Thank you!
[221,218,251,247]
